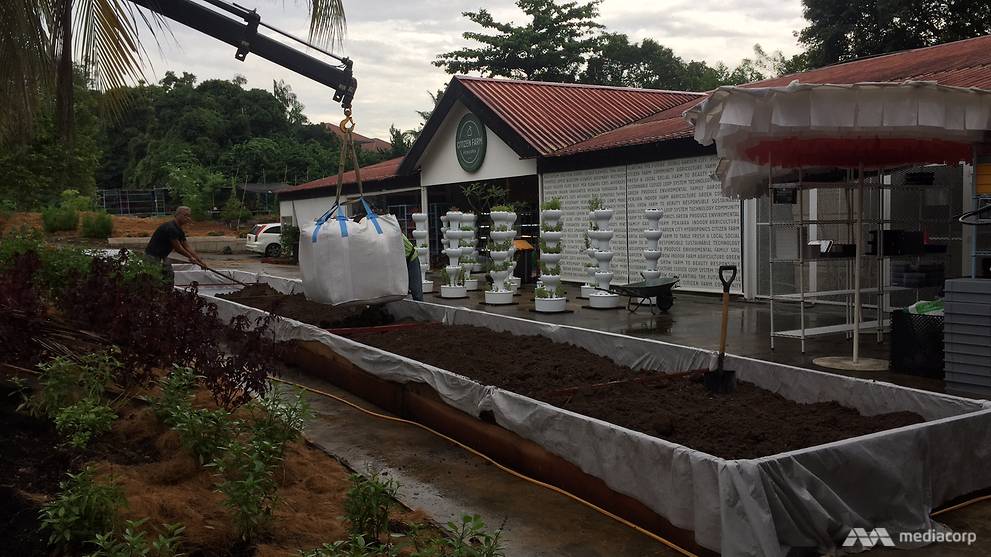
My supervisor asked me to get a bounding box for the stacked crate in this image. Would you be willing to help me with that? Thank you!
[944,279,991,397]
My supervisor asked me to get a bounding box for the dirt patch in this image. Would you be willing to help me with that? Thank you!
[1,212,242,239]
[218,283,395,329]
[350,324,924,459]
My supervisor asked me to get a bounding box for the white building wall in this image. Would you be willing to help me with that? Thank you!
[419,101,536,187]
[542,155,743,293]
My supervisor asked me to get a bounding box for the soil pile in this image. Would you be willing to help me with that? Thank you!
[350,324,924,459]
[218,283,395,329]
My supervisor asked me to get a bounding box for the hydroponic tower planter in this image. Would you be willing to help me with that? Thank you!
[412,212,432,293]
[441,210,468,299]
[485,209,518,305]
[643,209,663,281]
[536,206,567,313]
[587,208,620,308]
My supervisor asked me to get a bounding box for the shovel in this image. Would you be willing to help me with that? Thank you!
[704,265,737,394]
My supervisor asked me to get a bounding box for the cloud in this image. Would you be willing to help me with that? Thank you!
[135,0,805,140]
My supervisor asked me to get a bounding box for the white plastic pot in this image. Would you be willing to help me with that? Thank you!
[534,296,567,313]
[484,290,514,304]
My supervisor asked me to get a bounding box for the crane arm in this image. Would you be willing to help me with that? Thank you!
[129,0,357,108]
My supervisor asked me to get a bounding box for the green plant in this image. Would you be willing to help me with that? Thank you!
[540,198,561,211]
[281,225,300,262]
[55,397,118,448]
[221,194,252,224]
[540,222,562,232]
[344,471,399,541]
[300,534,400,557]
[40,467,126,548]
[42,205,80,232]
[538,240,561,254]
[87,519,185,557]
[534,286,550,299]
[586,197,603,212]
[61,189,95,212]
[211,436,280,541]
[82,211,114,239]
[408,515,505,557]
[154,366,197,422]
[174,406,234,465]
[539,262,561,275]
[249,385,311,462]
[28,351,120,418]
[489,205,512,213]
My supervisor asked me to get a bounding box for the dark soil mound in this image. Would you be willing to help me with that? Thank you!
[350,324,924,459]
[218,283,394,329]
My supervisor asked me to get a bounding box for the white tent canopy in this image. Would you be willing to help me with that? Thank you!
[684,80,991,199]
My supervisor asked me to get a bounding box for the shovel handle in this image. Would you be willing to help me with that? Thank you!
[718,265,737,293]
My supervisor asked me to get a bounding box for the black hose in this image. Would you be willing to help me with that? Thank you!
[957,203,991,226]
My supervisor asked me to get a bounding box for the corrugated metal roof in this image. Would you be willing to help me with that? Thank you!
[457,77,703,155]
[279,156,405,194]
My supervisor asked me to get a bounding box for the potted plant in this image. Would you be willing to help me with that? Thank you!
[485,208,517,304]
[536,202,567,313]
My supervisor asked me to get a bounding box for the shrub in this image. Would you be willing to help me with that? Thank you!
[42,205,79,232]
[54,397,117,448]
[433,515,505,557]
[280,225,300,262]
[40,467,125,548]
[211,436,281,541]
[82,211,114,239]
[221,195,252,224]
[344,472,398,541]
[60,189,94,211]
[540,198,561,211]
[88,519,185,557]
[155,366,234,464]
[300,535,397,557]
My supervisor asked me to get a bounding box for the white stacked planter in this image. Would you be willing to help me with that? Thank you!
[440,211,468,298]
[581,225,598,299]
[536,208,567,313]
[643,209,663,281]
[411,212,432,293]
[587,208,620,308]
[460,212,479,291]
[485,210,518,305]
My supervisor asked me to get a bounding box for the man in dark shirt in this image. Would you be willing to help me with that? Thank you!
[144,206,205,280]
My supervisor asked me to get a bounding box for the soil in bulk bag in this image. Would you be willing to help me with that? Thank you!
[299,199,408,305]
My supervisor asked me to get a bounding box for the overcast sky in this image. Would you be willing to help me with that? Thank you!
[138,0,805,140]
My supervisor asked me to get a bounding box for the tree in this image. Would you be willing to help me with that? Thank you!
[387,125,413,158]
[273,79,307,127]
[582,34,692,90]
[797,0,991,69]
[435,0,603,82]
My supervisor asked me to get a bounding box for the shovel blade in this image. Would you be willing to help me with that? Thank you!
[703,369,736,394]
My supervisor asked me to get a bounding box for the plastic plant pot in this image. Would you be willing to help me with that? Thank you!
[440,285,467,298]
[542,231,564,243]
[464,278,479,291]
[542,209,563,221]
[485,290,514,304]
[535,297,567,312]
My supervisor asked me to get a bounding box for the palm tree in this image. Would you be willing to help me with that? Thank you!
[0,0,346,146]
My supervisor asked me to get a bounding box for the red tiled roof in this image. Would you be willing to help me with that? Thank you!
[549,98,702,156]
[280,156,404,194]
[457,76,704,155]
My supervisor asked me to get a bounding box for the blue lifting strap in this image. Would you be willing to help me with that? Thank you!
[360,197,383,234]
[311,203,349,242]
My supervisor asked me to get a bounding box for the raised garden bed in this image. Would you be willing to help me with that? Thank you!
[349,325,922,459]
[189,270,991,557]
[218,283,395,329]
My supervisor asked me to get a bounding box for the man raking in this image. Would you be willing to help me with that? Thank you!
[144,206,206,281]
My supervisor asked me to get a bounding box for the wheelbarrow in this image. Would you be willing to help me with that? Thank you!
[598,276,679,314]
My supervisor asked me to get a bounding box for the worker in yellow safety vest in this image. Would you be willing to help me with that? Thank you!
[402,234,423,301]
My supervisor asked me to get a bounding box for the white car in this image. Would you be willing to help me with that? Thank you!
[246,223,283,257]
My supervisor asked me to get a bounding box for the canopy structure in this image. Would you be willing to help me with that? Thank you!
[685,81,991,199]
[685,81,991,368]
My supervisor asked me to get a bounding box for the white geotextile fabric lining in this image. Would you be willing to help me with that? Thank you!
[176,269,991,556]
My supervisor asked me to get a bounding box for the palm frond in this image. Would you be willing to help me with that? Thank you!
[300,0,346,50]
[0,0,56,143]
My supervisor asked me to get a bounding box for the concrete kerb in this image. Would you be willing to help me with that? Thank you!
[174,269,991,557]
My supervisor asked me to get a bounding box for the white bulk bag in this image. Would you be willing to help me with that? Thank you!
[299,200,408,306]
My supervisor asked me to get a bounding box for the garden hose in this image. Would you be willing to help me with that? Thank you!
[269,375,702,557]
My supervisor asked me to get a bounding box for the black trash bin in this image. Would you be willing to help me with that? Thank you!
[889,309,944,378]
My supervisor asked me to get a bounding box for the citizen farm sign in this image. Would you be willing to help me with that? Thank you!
[455,113,486,172]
